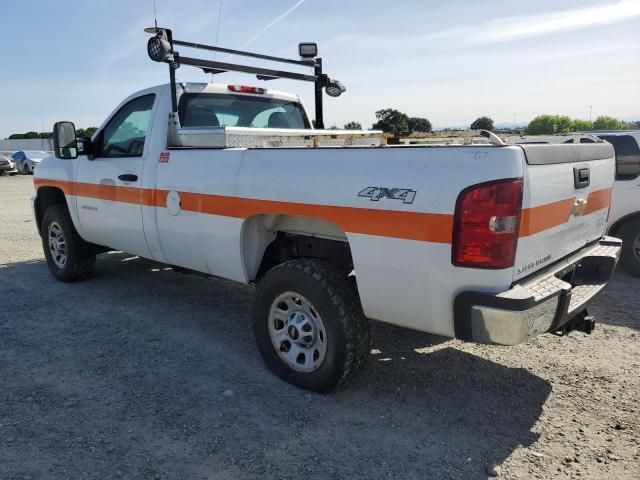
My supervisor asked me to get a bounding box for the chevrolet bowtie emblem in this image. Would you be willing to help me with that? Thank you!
[572,198,588,217]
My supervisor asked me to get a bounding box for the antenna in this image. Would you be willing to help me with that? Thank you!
[212,0,224,79]
[153,0,158,29]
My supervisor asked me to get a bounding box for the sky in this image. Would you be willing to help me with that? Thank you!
[1,0,639,137]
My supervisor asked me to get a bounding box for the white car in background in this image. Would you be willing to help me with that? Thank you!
[12,150,50,174]
[0,152,17,175]
[595,131,640,276]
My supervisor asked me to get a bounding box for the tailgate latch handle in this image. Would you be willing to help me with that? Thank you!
[573,167,590,189]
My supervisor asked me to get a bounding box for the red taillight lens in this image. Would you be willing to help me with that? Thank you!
[228,85,266,94]
[452,178,523,269]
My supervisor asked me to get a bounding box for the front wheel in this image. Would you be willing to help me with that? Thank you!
[618,218,640,277]
[253,259,370,392]
[41,205,96,282]
[23,163,30,174]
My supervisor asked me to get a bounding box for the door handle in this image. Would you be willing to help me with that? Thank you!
[118,174,138,182]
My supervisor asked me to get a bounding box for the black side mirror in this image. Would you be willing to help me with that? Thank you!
[53,121,78,159]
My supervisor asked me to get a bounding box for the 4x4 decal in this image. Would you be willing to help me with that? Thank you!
[358,187,417,204]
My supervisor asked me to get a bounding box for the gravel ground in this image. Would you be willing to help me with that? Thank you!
[1,174,639,480]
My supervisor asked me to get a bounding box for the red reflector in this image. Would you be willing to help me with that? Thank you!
[452,178,523,269]
[228,85,266,94]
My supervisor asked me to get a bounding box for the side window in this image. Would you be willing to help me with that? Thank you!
[100,94,155,158]
[601,135,640,181]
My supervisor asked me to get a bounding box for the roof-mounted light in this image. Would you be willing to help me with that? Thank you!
[298,42,318,59]
[146,28,174,63]
[325,79,346,97]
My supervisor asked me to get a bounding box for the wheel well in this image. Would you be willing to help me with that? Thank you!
[35,187,68,235]
[256,232,354,280]
[608,212,640,237]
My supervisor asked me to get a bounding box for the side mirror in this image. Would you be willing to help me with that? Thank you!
[53,121,78,159]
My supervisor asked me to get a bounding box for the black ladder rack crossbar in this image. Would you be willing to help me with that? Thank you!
[148,27,331,128]
[173,40,315,68]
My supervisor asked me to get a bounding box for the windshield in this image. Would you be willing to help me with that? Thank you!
[178,93,310,129]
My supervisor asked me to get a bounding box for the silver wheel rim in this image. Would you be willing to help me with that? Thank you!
[633,234,640,262]
[48,221,67,269]
[268,292,327,373]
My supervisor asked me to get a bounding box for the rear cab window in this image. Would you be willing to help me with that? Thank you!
[599,135,640,180]
[178,93,310,129]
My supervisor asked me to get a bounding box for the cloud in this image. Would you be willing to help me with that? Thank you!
[429,0,640,45]
[241,0,308,48]
[326,0,640,54]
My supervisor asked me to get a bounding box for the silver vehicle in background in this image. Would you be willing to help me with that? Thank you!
[12,150,50,174]
[0,152,17,175]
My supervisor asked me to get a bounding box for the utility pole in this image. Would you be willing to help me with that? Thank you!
[589,105,593,123]
[513,113,516,130]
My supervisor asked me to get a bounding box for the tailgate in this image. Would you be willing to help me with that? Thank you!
[513,143,615,281]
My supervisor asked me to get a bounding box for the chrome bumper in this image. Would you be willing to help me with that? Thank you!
[454,236,622,346]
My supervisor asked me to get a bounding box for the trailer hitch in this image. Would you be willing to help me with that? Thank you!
[553,310,596,336]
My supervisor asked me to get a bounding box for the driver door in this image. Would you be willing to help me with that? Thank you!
[76,94,156,257]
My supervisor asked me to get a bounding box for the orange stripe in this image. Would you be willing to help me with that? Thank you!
[519,198,574,237]
[35,178,452,243]
[585,187,613,215]
[519,186,613,237]
[33,179,613,244]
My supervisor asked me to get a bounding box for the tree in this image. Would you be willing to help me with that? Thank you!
[470,116,494,131]
[408,117,432,132]
[373,109,410,134]
[343,121,362,130]
[593,116,627,130]
[76,127,98,138]
[572,120,594,131]
[525,115,574,135]
[9,131,40,139]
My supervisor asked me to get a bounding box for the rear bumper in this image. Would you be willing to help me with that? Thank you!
[454,236,622,345]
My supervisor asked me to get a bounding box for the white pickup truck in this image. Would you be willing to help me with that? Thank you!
[33,29,622,391]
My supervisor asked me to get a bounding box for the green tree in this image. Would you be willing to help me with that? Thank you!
[470,116,494,131]
[8,131,40,139]
[525,115,574,135]
[408,117,432,132]
[373,109,410,134]
[555,115,575,133]
[593,116,627,130]
[572,120,594,131]
[343,121,362,130]
[76,127,98,138]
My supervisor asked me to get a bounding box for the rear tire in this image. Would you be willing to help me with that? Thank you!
[253,259,370,392]
[41,205,96,282]
[618,218,640,277]
[23,164,30,174]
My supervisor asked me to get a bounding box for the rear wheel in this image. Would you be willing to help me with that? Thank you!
[253,259,370,392]
[23,163,30,174]
[41,205,96,282]
[618,217,640,277]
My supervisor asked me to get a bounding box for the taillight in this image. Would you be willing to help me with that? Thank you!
[228,85,266,94]
[452,178,523,269]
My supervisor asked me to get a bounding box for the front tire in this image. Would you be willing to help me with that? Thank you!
[23,163,30,174]
[618,218,640,277]
[41,205,96,282]
[253,259,370,392]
